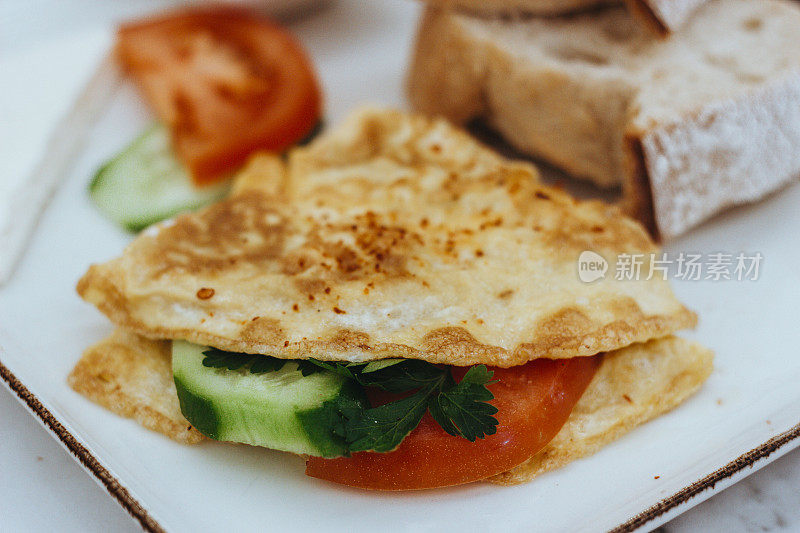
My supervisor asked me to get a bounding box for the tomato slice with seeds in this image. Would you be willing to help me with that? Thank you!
[117,7,322,184]
[305,355,601,490]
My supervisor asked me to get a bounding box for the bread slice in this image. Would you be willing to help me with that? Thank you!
[425,0,617,16]
[428,0,706,35]
[408,0,800,239]
[625,0,708,35]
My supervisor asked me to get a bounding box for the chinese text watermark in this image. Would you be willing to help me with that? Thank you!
[578,251,762,283]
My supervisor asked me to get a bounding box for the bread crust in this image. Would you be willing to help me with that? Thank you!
[425,0,618,16]
[625,0,709,35]
[408,1,800,240]
[408,6,636,188]
[621,135,660,240]
[631,71,800,240]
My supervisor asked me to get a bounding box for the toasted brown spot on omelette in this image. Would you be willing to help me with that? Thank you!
[148,192,287,277]
[240,317,284,344]
[534,308,595,340]
[329,328,371,348]
[293,277,326,295]
[196,287,215,299]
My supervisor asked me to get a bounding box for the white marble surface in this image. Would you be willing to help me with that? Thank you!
[661,452,800,533]
[2,386,799,532]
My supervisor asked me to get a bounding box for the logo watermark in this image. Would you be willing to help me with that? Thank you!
[578,251,762,282]
[577,251,609,283]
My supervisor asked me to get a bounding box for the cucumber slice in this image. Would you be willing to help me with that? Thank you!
[172,341,365,457]
[89,124,230,232]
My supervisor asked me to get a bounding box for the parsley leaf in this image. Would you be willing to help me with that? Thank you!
[202,348,260,371]
[353,359,445,392]
[345,387,434,453]
[295,359,327,377]
[429,366,499,441]
[339,363,498,451]
[200,348,500,453]
[304,359,361,379]
[202,349,334,377]
[361,359,404,373]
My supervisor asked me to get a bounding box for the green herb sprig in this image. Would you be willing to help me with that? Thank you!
[202,349,499,453]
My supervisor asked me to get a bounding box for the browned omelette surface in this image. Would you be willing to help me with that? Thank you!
[77,108,695,366]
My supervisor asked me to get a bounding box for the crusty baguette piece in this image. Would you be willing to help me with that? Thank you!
[625,0,709,35]
[429,0,706,35]
[426,0,617,16]
[408,0,800,239]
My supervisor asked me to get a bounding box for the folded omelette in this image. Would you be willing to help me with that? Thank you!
[71,108,712,489]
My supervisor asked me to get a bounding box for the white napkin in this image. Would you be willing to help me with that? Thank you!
[0,29,111,285]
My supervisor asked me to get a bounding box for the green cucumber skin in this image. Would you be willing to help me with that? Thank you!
[89,124,229,233]
[174,379,221,440]
[295,382,365,458]
[172,341,365,458]
[90,120,325,232]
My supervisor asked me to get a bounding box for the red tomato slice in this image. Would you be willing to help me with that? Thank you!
[116,7,322,184]
[306,356,601,490]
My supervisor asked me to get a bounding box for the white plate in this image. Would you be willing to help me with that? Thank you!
[2,1,800,531]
